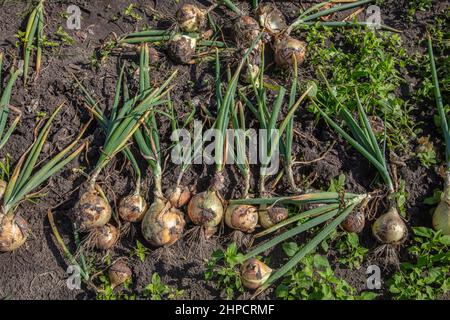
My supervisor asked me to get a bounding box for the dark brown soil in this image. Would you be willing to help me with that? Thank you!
[0,0,448,300]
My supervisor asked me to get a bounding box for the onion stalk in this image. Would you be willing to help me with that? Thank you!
[0,104,88,252]
[21,0,45,84]
[313,72,408,245]
[230,192,369,293]
[428,37,450,235]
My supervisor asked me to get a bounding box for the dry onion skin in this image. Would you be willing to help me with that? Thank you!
[168,35,197,64]
[76,189,112,230]
[372,207,408,244]
[240,258,272,290]
[176,4,206,33]
[109,260,132,289]
[187,190,224,236]
[256,4,286,34]
[118,192,147,222]
[341,210,365,233]
[274,36,307,68]
[166,185,191,208]
[93,223,119,250]
[259,205,288,229]
[225,204,258,233]
[0,214,29,252]
[432,188,450,235]
[234,16,261,46]
[141,199,186,247]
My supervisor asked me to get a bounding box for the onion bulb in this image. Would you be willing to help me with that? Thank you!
[372,207,407,244]
[240,258,272,290]
[118,192,147,222]
[176,4,206,32]
[341,210,365,233]
[225,204,258,233]
[168,35,197,64]
[166,185,191,208]
[234,16,261,46]
[141,199,186,247]
[256,4,286,34]
[187,190,223,236]
[432,188,450,235]
[108,260,132,289]
[0,179,6,200]
[92,224,119,250]
[259,205,288,229]
[0,214,29,252]
[76,189,112,230]
[274,36,307,68]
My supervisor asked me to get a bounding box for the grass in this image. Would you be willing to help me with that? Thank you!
[387,227,450,299]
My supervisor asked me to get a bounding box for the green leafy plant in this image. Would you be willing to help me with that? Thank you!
[124,4,142,22]
[205,243,245,299]
[143,273,184,300]
[132,240,149,262]
[334,233,368,269]
[276,247,377,300]
[55,26,74,46]
[387,227,450,299]
[407,0,432,19]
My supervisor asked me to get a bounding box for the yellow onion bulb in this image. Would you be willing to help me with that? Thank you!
[225,204,258,233]
[372,207,408,244]
[0,214,29,252]
[141,199,186,247]
[256,4,286,34]
[118,193,147,222]
[259,205,288,229]
[109,260,132,289]
[166,185,191,208]
[432,192,450,235]
[240,258,272,290]
[168,35,197,64]
[76,189,112,230]
[0,179,6,201]
[234,16,261,46]
[274,36,307,68]
[187,190,223,235]
[176,4,206,32]
[93,224,119,250]
[341,210,365,233]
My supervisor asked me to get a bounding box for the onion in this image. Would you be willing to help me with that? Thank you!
[166,185,191,208]
[341,210,365,233]
[372,207,408,244]
[259,205,288,229]
[141,199,186,247]
[274,36,307,68]
[0,179,6,200]
[256,4,286,34]
[225,204,258,233]
[0,214,29,252]
[118,192,147,222]
[92,223,119,250]
[240,258,272,290]
[176,4,206,32]
[187,190,223,236]
[108,260,132,289]
[168,35,197,64]
[432,188,450,235]
[76,189,112,230]
[234,16,261,46]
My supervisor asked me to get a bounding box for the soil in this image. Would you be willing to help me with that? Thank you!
[0,0,448,300]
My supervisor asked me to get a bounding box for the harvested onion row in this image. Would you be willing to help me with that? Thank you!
[313,71,408,245]
[428,37,450,235]
[0,104,88,252]
[135,44,186,247]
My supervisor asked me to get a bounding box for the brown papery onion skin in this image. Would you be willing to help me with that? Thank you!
[225,204,258,233]
[187,190,223,236]
[76,189,112,230]
[240,258,272,290]
[274,36,307,68]
[109,260,132,289]
[341,210,365,233]
[372,207,408,244]
[259,205,288,229]
[166,186,191,209]
[0,214,29,252]
[119,193,147,222]
[176,4,206,33]
[94,223,119,250]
